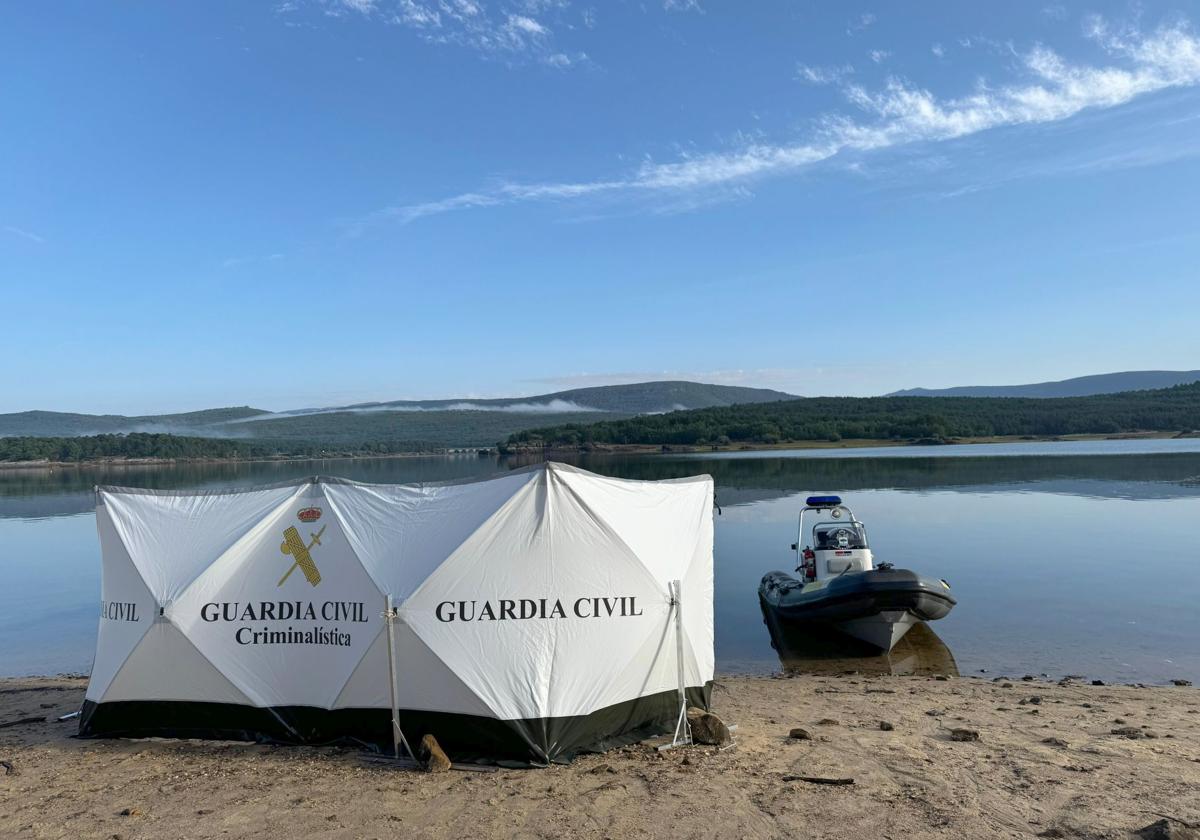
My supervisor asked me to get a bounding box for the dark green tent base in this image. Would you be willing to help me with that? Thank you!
[77,682,712,766]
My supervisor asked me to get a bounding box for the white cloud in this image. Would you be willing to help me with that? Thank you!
[281,0,576,63]
[847,12,876,36]
[364,19,1200,226]
[663,0,703,12]
[869,49,891,63]
[796,63,853,84]
[2,225,45,245]
[931,42,945,58]
[506,14,547,36]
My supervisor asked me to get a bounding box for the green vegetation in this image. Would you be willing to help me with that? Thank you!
[0,382,796,445]
[0,433,444,464]
[504,383,1200,449]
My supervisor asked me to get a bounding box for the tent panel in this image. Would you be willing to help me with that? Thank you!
[403,468,675,720]
[553,466,712,582]
[86,505,156,702]
[102,621,252,705]
[322,470,538,601]
[171,485,385,709]
[102,485,305,604]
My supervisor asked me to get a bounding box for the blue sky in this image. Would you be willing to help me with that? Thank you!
[2,1,1199,414]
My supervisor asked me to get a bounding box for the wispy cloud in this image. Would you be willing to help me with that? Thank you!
[847,12,876,36]
[360,19,1200,227]
[3,225,45,245]
[282,0,585,67]
[931,42,945,58]
[796,63,854,85]
[868,49,891,64]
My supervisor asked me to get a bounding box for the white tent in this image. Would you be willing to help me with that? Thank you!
[82,462,714,763]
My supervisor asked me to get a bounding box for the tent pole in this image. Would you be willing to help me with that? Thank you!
[670,580,692,747]
[384,594,412,760]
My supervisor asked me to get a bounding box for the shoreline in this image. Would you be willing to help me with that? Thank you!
[2,431,1195,472]
[3,673,1197,838]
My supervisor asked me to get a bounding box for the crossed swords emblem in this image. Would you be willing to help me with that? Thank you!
[278,524,326,587]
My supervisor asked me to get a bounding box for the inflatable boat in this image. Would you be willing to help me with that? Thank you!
[758,496,955,652]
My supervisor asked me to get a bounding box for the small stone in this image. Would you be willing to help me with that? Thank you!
[1038,829,1067,838]
[1001,682,1014,689]
[1172,679,1193,687]
[1041,737,1069,748]
[817,718,839,726]
[879,721,894,731]
[925,709,944,717]
[949,728,980,742]
[418,734,452,772]
[788,727,812,740]
[588,763,615,774]
[119,808,143,817]
[1022,675,1035,682]
[1111,727,1144,739]
[687,707,731,746]
[1092,679,1105,686]
[934,675,949,681]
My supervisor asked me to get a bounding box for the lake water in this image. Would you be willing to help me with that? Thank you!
[3,439,1200,683]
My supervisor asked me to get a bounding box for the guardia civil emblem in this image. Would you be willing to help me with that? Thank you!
[278,524,326,587]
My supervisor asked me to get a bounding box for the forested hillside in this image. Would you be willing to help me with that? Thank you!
[505,383,1200,448]
[0,433,442,464]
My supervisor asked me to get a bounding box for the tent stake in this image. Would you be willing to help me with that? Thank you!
[384,595,413,761]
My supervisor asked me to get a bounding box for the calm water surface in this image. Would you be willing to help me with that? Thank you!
[2,440,1199,682]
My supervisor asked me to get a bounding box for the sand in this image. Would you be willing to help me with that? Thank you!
[2,674,1198,839]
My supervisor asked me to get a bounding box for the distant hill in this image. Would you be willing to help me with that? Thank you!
[507,382,1200,449]
[338,381,795,415]
[0,381,795,448]
[0,407,269,438]
[888,370,1200,399]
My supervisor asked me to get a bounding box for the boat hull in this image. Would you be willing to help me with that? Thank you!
[758,568,956,653]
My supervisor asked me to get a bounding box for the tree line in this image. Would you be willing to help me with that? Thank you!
[0,432,445,463]
[502,383,1200,449]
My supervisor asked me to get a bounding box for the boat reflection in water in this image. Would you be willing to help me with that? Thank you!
[761,602,959,677]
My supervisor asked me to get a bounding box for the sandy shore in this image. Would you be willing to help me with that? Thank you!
[2,674,1198,839]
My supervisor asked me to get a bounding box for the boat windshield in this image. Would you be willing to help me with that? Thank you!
[813,522,868,550]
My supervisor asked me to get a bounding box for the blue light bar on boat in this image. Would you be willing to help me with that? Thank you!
[805,495,842,507]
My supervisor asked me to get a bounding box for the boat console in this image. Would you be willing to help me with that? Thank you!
[793,496,875,581]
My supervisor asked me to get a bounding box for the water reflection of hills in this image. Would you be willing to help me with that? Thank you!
[582,452,1200,505]
[762,610,959,677]
[3,451,1200,520]
[0,456,510,521]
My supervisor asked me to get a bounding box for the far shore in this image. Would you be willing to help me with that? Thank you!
[3,673,1197,839]
[0,430,1196,472]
